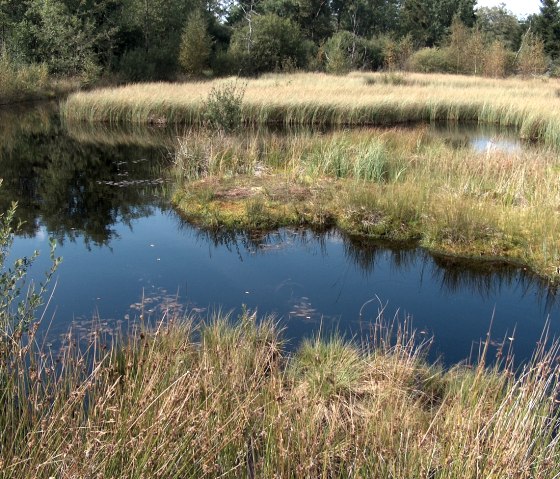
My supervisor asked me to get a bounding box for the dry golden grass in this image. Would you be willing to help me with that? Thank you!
[2,312,560,478]
[63,72,560,146]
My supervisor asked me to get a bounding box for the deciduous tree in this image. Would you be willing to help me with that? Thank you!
[179,10,212,77]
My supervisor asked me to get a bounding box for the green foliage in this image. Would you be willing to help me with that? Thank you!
[0,198,60,350]
[323,30,383,74]
[534,0,560,60]
[229,13,309,75]
[476,5,523,51]
[203,80,246,132]
[408,47,454,73]
[117,47,177,82]
[211,48,237,76]
[331,0,401,38]
[323,32,352,74]
[447,17,470,73]
[179,10,212,77]
[263,0,333,42]
[23,0,98,76]
[0,0,552,84]
[400,0,476,47]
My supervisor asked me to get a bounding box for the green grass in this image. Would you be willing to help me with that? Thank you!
[171,127,560,281]
[2,311,560,478]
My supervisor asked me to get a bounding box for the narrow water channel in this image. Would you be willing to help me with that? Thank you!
[2,104,557,366]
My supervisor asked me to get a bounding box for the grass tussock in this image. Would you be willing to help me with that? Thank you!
[2,311,560,478]
[62,72,560,147]
[171,128,560,280]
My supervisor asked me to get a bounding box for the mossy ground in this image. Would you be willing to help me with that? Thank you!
[172,126,554,280]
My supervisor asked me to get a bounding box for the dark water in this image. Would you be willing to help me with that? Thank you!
[2,105,558,365]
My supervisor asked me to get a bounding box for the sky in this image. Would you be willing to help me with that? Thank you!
[476,0,541,17]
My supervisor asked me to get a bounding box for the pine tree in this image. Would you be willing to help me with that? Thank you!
[535,0,560,59]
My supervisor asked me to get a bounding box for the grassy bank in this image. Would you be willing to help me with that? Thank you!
[2,311,560,478]
[62,72,560,147]
[0,56,81,105]
[172,128,560,281]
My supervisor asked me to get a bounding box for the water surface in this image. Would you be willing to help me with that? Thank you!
[2,105,558,365]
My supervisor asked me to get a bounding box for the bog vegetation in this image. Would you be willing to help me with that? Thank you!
[1,200,560,477]
[171,124,560,280]
[62,72,560,147]
[62,70,560,279]
[4,1,560,475]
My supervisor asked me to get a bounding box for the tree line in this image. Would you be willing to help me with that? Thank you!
[0,0,559,82]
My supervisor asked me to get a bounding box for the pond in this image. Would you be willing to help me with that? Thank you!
[2,104,558,366]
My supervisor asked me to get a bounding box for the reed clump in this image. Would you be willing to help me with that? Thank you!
[2,307,560,478]
[0,55,50,104]
[62,72,560,148]
[172,128,560,280]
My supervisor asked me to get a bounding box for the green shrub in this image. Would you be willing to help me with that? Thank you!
[178,10,212,78]
[211,48,237,76]
[408,47,454,73]
[118,48,177,82]
[323,31,383,74]
[203,80,246,132]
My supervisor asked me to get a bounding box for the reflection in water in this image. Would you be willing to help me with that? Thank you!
[189,226,558,311]
[429,122,525,153]
[430,255,559,312]
[64,119,182,148]
[2,105,559,365]
[0,104,172,245]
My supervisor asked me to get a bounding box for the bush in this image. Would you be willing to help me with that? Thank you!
[211,48,237,76]
[118,48,178,82]
[203,80,246,132]
[517,33,548,77]
[323,32,353,74]
[408,47,454,73]
[483,40,508,78]
[382,35,413,71]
